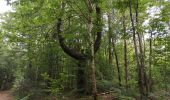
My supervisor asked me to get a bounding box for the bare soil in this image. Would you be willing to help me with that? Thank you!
[0,91,13,100]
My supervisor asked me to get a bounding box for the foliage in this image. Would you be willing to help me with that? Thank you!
[0,0,169,100]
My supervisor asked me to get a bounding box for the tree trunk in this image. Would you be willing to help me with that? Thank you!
[149,31,153,92]
[122,15,128,90]
[135,0,147,96]
[77,61,86,94]
[164,32,168,91]
[108,13,113,64]
[56,1,101,97]
[87,0,98,99]
[124,39,128,88]
[129,0,145,98]
[91,53,97,100]
[113,42,121,87]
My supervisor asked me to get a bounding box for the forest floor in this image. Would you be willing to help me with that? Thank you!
[0,91,13,100]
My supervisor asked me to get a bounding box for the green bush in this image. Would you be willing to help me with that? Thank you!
[97,80,113,92]
[0,66,14,90]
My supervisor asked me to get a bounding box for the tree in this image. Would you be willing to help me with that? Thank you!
[55,1,102,97]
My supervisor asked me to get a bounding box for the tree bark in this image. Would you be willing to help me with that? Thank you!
[149,30,153,92]
[113,42,121,87]
[87,0,98,99]
[122,14,128,90]
[108,13,113,64]
[77,61,86,94]
[129,0,145,98]
[135,0,147,96]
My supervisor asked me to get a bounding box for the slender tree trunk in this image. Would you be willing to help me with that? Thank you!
[124,39,128,87]
[122,15,128,90]
[129,0,145,98]
[143,38,149,94]
[47,43,54,88]
[149,31,153,92]
[26,35,34,81]
[135,0,147,96]
[113,42,122,87]
[108,13,112,64]
[164,32,168,91]
[140,32,149,95]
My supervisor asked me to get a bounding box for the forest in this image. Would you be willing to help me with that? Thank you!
[0,0,170,100]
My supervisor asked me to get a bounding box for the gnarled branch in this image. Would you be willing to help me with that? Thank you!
[56,5,102,61]
[57,18,87,60]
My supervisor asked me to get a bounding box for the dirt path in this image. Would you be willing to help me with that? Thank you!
[0,91,13,100]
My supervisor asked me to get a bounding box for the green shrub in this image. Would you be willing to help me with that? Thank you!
[97,80,113,92]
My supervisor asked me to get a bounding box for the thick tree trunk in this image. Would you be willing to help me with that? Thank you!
[77,61,86,94]
[87,1,98,99]
[91,53,97,100]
